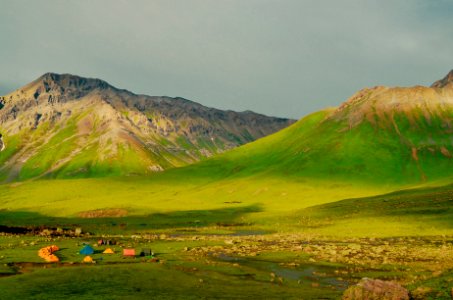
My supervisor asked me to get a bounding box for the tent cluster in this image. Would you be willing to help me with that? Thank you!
[38,245,59,262]
[122,248,154,257]
[79,245,117,263]
[80,245,95,263]
[77,245,154,263]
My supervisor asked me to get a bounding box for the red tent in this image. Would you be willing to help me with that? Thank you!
[123,249,135,257]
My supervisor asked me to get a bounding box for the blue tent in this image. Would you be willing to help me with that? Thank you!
[79,245,94,255]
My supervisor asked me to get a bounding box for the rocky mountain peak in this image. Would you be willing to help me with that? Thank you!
[431,69,453,88]
[32,72,113,100]
[328,72,453,129]
[1,73,115,105]
[38,73,111,91]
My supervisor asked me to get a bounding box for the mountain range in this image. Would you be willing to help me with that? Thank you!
[1,70,453,185]
[0,73,293,180]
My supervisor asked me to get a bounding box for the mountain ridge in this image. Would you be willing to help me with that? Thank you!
[0,73,294,180]
[431,69,453,88]
[176,69,453,185]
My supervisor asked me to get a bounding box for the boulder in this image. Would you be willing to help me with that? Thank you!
[342,278,409,300]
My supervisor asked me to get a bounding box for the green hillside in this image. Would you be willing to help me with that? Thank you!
[0,73,293,181]
[0,72,452,234]
[179,85,453,186]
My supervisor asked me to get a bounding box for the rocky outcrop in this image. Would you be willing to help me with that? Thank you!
[342,278,409,300]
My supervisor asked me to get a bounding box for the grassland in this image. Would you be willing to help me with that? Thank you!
[0,175,389,233]
[1,98,453,298]
[0,236,345,299]
[0,174,452,299]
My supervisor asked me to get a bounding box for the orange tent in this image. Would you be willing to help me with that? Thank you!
[103,248,114,254]
[45,254,59,262]
[123,249,135,257]
[38,245,60,262]
[83,256,94,263]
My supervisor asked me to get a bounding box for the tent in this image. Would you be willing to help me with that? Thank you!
[140,248,153,257]
[38,245,60,262]
[83,256,94,263]
[79,245,94,255]
[103,248,115,254]
[123,249,135,257]
[45,254,59,262]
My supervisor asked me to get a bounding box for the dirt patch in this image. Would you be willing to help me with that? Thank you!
[440,146,451,158]
[78,208,129,218]
[411,147,418,161]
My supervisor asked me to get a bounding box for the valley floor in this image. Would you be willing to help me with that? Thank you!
[0,232,452,299]
[0,177,452,298]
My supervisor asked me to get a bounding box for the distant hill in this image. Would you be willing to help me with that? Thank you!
[0,73,294,180]
[185,69,453,185]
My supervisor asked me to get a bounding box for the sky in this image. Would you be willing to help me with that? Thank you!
[0,0,452,119]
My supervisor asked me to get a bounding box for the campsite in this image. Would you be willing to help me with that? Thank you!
[1,178,453,298]
[1,205,453,300]
[2,1,453,299]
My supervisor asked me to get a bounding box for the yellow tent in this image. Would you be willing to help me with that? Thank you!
[103,248,114,254]
[83,256,94,263]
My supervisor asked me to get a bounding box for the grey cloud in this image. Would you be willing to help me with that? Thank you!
[0,0,452,118]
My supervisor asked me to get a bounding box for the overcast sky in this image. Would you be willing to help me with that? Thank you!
[1,0,452,119]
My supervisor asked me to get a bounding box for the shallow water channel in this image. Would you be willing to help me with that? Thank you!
[215,253,350,290]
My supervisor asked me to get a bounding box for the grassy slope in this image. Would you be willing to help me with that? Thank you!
[2,112,183,180]
[294,182,453,237]
[4,89,452,183]
[1,107,453,236]
[180,106,453,185]
[1,176,453,237]
[0,176,385,225]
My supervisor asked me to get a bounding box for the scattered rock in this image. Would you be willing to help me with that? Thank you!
[342,278,409,300]
[410,286,433,300]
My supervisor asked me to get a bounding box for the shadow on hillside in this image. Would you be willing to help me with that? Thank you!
[0,204,263,234]
[298,183,453,228]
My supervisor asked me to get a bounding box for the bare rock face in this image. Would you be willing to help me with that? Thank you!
[0,133,4,151]
[342,278,409,300]
[431,69,453,88]
[327,69,453,131]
